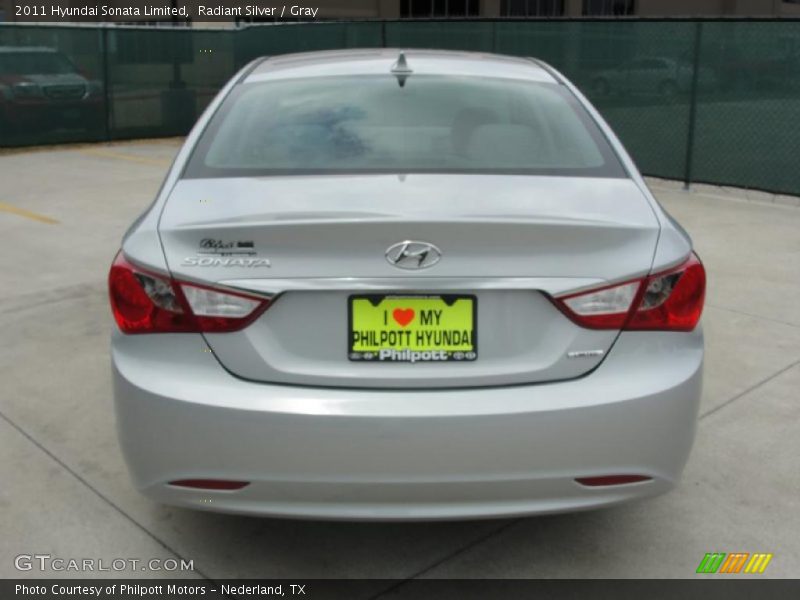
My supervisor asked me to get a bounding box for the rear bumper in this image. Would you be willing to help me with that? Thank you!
[112,328,703,520]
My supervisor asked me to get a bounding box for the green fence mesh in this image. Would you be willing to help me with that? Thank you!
[1,20,799,196]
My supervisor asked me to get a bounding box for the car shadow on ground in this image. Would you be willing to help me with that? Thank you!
[152,500,654,579]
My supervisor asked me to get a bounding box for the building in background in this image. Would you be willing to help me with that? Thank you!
[2,0,800,25]
[403,0,800,18]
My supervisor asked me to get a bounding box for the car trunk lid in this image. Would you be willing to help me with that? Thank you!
[158,174,659,388]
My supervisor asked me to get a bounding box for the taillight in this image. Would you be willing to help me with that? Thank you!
[180,284,265,333]
[626,253,705,331]
[559,280,640,329]
[108,252,269,334]
[553,253,705,332]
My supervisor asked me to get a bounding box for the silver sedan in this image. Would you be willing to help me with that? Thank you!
[109,49,705,520]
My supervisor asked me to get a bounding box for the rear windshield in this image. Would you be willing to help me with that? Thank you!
[184,75,626,178]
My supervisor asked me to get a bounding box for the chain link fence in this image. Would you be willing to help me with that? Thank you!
[1,20,799,196]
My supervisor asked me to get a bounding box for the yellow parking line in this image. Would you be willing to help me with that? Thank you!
[80,147,170,166]
[0,201,59,224]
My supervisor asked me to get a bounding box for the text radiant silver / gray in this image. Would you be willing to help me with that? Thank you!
[109,49,705,520]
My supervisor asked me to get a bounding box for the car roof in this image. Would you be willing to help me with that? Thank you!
[245,48,558,84]
[0,46,59,54]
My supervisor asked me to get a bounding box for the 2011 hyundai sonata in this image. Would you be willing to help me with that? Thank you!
[109,49,705,520]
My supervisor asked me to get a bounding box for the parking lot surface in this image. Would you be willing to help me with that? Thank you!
[0,140,798,586]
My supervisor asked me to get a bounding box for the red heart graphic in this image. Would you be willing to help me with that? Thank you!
[392,308,415,327]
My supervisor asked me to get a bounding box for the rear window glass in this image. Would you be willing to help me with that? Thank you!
[184,75,625,178]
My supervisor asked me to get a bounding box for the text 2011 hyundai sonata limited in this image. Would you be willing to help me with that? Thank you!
[109,49,705,520]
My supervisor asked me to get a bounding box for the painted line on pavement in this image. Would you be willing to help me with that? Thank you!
[0,201,59,224]
[80,147,170,166]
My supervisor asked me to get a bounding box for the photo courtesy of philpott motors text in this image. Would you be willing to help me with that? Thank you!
[14,583,211,597]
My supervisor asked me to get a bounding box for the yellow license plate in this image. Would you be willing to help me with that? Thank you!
[349,295,477,363]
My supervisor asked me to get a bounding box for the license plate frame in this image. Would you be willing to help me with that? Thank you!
[348,294,477,363]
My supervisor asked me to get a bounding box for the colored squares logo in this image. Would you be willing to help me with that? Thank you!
[697,553,773,574]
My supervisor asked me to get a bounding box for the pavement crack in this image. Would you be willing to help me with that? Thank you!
[0,408,214,582]
[368,518,522,599]
[700,358,800,420]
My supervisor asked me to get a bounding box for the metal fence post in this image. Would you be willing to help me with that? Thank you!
[101,26,111,142]
[683,20,704,190]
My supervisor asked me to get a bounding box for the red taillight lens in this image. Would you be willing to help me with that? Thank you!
[575,475,652,487]
[169,479,250,491]
[108,252,269,334]
[553,253,705,332]
[108,253,194,333]
[626,253,705,332]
